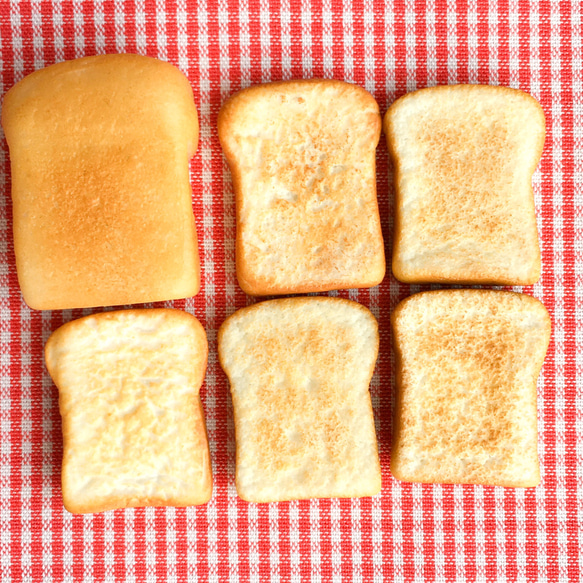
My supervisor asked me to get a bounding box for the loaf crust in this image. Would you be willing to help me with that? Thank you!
[218,79,385,296]
[384,84,545,285]
[45,309,212,514]
[2,54,200,309]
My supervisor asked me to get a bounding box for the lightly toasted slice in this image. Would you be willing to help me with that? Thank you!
[390,289,551,487]
[218,79,386,296]
[384,84,545,285]
[45,309,212,514]
[1,54,200,310]
[218,297,381,502]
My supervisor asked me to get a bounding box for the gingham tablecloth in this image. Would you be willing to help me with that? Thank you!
[0,1,580,581]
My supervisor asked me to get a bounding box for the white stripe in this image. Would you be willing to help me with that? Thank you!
[467,0,478,83]
[269,504,280,583]
[447,0,457,83]
[433,485,445,583]
[310,499,321,583]
[280,0,291,80]
[238,0,250,88]
[343,0,354,83]
[83,513,94,582]
[351,498,362,583]
[260,0,271,82]
[289,500,300,583]
[384,0,396,104]
[454,484,466,583]
[72,0,85,58]
[301,0,312,77]
[145,507,156,582]
[488,0,499,85]
[166,507,177,583]
[495,487,506,583]
[176,1,188,74]
[508,0,520,87]
[426,0,437,87]
[405,0,416,91]
[514,489,527,583]
[474,486,486,582]
[363,0,375,93]
[550,3,568,581]
[52,0,65,61]
[155,0,167,60]
[330,499,342,583]
[135,0,147,55]
[125,508,135,583]
[10,0,24,82]
[412,483,424,583]
[62,509,73,582]
[392,482,404,583]
[248,504,259,583]
[103,511,115,582]
[322,0,333,78]
[186,507,198,582]
[115,0,125,53]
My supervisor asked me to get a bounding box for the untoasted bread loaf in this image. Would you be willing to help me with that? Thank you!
[218,297,381,502]
[45,309,212,514]
[2,54,200,310]
[218,79,385,296]
[384,84,545,285]
[390,290,551,487]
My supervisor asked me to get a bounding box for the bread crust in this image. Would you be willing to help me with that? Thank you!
[218,297,381,502]
[390,289,551,487]
[218,79,385,296]
[384,84,545,285]
[2,54,200,309]
[45,308,212,513]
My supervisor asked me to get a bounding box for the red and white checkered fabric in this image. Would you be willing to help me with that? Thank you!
[0,1,580,581]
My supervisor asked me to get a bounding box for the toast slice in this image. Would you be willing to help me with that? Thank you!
[384,84,545,285]
[45,309,212,514]
[2,54,200,309]
[218,79,385,295]
[390,290,551,487]
[218,297,381,502]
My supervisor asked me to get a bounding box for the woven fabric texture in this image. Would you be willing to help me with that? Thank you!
[0,1,580,581]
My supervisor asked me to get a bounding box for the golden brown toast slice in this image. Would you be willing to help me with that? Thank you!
[218,297,381,502]
[384,84,545,285]
[45,309,212,514]
[218,80,385,296]
[390,289,551,487]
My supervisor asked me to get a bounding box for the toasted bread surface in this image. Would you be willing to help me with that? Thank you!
[384,84,545,285]
[390,289,551,487]
[2,54,200,309]
[45,309,212,514]
[218,297,381,502]
[218,79,385,295]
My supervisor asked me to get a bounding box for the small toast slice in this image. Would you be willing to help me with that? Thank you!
[218,79,385,296]
[390,290,551,487]
[384,84,545,285]
[2,54,200,309]
[45,309,212,514]
[218,297,381,502]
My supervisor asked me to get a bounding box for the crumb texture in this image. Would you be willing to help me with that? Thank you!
[391,290,551,487]
[218,297,381,502]
[218,80,385,295]
[45,309,212,513]
[385,85,544,284]
[2,54,200,309]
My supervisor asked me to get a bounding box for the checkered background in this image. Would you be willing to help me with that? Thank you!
[0,1,580,581]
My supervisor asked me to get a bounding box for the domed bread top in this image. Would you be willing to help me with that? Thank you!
[2,54,200,309]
